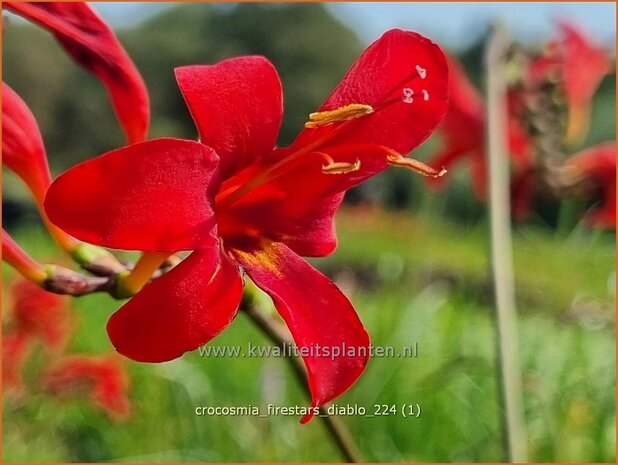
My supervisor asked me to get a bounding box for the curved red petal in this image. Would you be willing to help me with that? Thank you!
[559,21,611,107]
[175,57,283,179]
[107,247,243,362]
[2,82,51,204]
[288,29,448,157]
[426,55,485,193]
[430,54,485,165]
[233,241,369,422]
[5,2,150,143]
[45,138,219,252]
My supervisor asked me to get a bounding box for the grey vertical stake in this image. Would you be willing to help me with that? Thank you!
[485,24,529,463]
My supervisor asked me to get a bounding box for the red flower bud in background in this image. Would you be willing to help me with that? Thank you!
[45,29,449,421]
[561,141,616,229]
[2,83,51,207]
[2,84,79,253]
[42,355,131,421]
[5,1,150,143]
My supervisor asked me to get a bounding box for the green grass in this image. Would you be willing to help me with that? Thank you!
[2,209,615,462]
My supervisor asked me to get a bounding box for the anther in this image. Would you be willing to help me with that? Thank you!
[322,158,361,174]
[386,154,446,178]
[402,88,415,104]
[305,104,374,128]
[416,65,427,79]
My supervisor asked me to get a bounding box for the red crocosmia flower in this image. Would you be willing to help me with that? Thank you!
[2,333,33,396]
[428,54,533,199]
[42,355,131,421]
[9,279,72,353]
[562,141,616,229]
[5,1,150,143]
[530,21,611,145]
[45,29,448,421]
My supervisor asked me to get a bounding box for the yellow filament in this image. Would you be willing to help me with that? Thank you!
[305,104,374,128]
[386,154,447,178]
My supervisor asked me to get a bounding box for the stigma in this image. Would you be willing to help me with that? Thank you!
[305,104,374,128]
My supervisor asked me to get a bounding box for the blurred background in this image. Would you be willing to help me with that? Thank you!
[2,2,616,462]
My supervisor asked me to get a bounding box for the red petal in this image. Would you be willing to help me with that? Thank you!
[232,241,369,421]
[288,29,448,158]
[5,2,150,143]
[45,138,219,252]
[426,54,485,194]
[175,57,283,179]
[107,247,242,362]
[2,82,51,204]
[559,22,611,107]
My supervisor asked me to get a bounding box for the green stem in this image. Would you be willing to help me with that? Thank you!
[485,24,528,462]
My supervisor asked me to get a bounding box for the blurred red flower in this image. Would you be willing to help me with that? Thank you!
[2,279,132,420]
[562,141,616,229]
[42,355,131,421]
[3,279,70,397]
[8,279,72,353]
[4,1,150,143]
[427,54,533,198]
[528,21,611,145]
[45,29,449,420]
[2,333,33,396]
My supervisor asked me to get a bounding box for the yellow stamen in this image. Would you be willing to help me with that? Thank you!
[322,158,361,175]
[305,104,374,128]
[386,154,447,178]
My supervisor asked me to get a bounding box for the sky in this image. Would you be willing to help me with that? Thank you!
[93,2,616,51]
